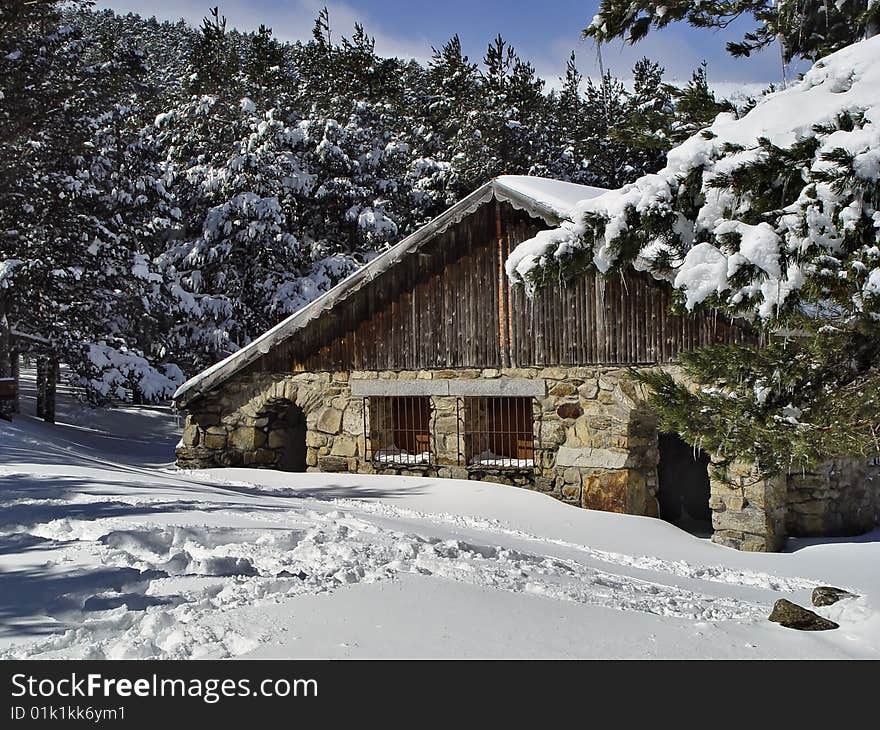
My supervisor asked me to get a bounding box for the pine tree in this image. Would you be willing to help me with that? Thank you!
[244,24,289,101]
[617,57,675,176]
[543,52,592,183]
[427,34,479,139]
[668,62,732,143]
[581,70,632,187]
[451,36,550,190]
[298,6,334,104]
[0,0,184,400]
[187,7,240,96]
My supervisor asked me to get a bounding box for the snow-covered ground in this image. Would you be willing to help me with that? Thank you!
[1,369,878,659]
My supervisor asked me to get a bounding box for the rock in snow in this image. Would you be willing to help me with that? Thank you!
[768,599,839,631]
[812,586,859,607]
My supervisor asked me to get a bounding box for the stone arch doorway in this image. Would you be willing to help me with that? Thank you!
[657,432,711,532]
[263,400,307,472]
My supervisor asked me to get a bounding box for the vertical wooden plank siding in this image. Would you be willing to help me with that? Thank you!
[246,202,754,376]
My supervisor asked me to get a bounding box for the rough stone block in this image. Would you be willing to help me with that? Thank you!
[739,535,775,552]
[267,429,288,449]
[812,586,858,607]
[534,477,555,492]
[578,380,599,399]
[341,405,362,435]
[723,495,747,511]
[317,455,349,472]
[350,379,448,396]
[571,416,593,446]
[228,428,266,451]
[446,378,545,397]
[712,506,773,536]
[182,423,200,447]
[203,432,227,449]
[316,407,343,434]
[556,446,629,469]
[562,467,581,484]
[174,446,217,469]
[768,599,838,630]
[625,471,648,515]
[244,449,277,466]
[556,403,583,420]
[581,470,629,513]
[539,422,565,446]
[540,367,569,379]
[790,500,829,516]
[331,436,358,457]
[548,382,576,397]
[503,368,539,379]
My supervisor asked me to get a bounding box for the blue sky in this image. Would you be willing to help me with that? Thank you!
[97,0,791,91]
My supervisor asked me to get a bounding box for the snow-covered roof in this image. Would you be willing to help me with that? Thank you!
[492,175,607,220]
[173,176,607,407]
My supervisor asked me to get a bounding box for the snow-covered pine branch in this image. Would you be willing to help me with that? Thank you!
[508,35,880,325]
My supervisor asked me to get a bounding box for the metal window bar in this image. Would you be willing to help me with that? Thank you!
[457,396,538,470]
[365,396,434,466]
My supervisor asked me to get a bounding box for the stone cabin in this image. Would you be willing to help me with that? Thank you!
[173,175,880,551]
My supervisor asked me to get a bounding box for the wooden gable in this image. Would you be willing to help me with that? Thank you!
[243,201,753,375]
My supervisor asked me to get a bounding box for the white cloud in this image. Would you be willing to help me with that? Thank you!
[95,0,432,62]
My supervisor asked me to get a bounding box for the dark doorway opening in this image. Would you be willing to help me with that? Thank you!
[272,404,307,472]
[657,432,711,534]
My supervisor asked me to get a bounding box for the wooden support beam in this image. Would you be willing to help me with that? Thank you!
[496,203,510,369]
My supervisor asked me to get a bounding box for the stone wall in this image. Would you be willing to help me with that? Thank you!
[176,371,353,471]
[176,366,660,518]
[175,366,880,551]
[709,461,788,552]
[786,458,880,537]
[709,457,880,551]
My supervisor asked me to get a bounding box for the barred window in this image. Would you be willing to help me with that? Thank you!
[367,396,432,465]
[460,396,536,469]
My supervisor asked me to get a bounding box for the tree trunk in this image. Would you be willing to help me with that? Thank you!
[36,356,46,419]
[0,293,11,380]
[11,347,19,414]
[43,357,58,424]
